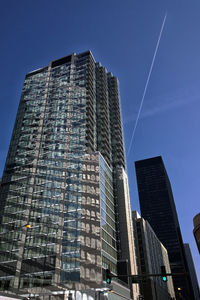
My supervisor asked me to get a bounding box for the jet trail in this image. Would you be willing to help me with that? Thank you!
[127,12,167,157]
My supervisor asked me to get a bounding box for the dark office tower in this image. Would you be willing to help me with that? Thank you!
[135,156,195,300]
[0,51,138,299]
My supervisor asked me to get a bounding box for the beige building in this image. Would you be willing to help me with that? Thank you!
[193,213,200,254]
[132,211,175,300]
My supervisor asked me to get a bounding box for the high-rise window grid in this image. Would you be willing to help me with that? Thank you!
[0,51,136,296]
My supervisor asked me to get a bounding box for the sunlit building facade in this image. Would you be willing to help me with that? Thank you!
[193,213,200,254]
[184,243,200,300]
[132,211,175,300]
[0,51,138,298]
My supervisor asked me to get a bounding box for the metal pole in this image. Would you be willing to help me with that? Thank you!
[154,280,158,300]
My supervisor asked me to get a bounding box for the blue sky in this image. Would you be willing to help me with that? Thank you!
[0,0,200,284]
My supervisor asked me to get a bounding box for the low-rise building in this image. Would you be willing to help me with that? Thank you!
[184,243,200,300]
[132,211,175,300]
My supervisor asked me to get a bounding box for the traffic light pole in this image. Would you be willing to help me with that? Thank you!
[110,272,188,280]
[131,272,188,278]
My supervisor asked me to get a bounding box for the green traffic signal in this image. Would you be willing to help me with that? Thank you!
[162,276,167,282]
[160,265,167,282]
[105,269,111,284]
[106,278,111,284]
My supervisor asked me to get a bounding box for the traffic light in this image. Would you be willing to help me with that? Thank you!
[160,265,167,282]
[105,269,111,284]
[25,224,31,229]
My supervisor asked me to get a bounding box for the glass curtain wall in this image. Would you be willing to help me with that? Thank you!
[0,51,129,293]
[100,155,117,275]
[0,56,88,289]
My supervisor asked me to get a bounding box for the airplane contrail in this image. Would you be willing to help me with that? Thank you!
[127,12,168,157]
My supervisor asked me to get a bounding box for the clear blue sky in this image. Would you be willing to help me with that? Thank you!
[0,0,199,284]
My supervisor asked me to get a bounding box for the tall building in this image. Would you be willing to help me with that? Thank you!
[132,211,175,300]
[135,156,195,300]
[0,51,138,299]
[193,213,200,254]
[183,243,200,300]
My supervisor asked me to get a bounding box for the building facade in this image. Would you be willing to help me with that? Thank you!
[0,51,138,299]
[183,243,200,300]
[132,211,175,300]
[193,213,200,254]
[135,156,195,300]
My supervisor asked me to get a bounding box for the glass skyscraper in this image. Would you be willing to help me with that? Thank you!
[135,156,195,300]
[0,51,138,298]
